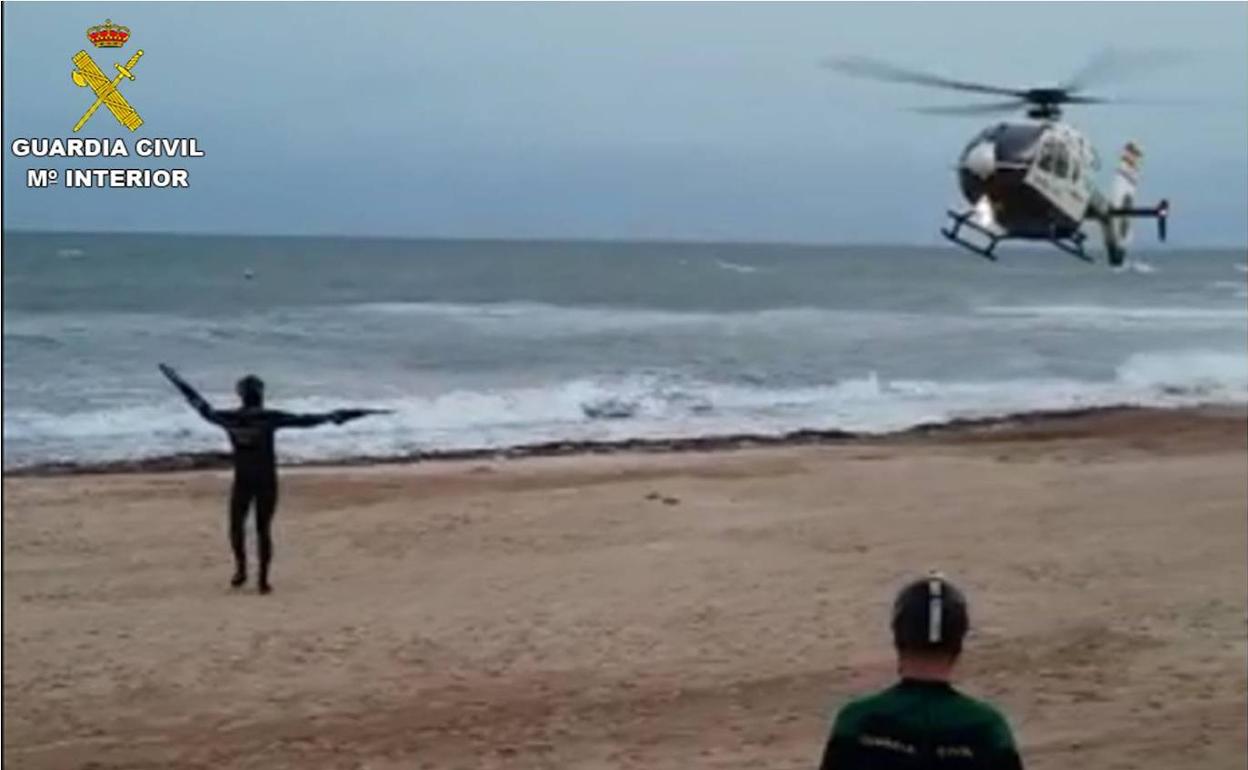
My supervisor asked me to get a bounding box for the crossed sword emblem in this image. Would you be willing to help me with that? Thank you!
[71,49,144,132]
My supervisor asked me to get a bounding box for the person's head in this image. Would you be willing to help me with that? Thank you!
[891,573,969,681]
[236,374,265,408]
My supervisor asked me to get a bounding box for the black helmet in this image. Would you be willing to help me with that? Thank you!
[236,374,265,406]
[891,572,969,655]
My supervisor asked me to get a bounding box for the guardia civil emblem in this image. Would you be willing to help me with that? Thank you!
[71,20,144,132]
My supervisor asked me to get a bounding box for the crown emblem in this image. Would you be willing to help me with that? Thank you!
[86,19,130,48]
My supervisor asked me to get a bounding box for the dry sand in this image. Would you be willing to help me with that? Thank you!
[4,407,1246,769]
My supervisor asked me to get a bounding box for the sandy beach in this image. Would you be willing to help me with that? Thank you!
[3,407,1245,769]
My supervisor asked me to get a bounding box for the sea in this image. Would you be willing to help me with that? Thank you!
[3,232,1246,470]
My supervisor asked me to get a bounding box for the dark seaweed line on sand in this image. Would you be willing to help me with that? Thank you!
[6,405,1191,478]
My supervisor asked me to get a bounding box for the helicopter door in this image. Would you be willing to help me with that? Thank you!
[1024,137,1090,224]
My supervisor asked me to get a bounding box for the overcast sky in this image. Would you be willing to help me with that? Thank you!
[3,2,1246,244]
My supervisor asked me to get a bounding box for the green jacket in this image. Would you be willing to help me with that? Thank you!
[819,679,1023,769]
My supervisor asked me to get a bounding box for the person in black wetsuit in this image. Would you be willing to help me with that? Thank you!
[818,573,1024,769]
[159,364,383,594]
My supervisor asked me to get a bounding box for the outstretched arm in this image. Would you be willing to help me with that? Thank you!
[158,364,222,425]
[271,408,392,430]
[270,411,336,429]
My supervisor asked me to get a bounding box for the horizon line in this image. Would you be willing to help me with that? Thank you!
[5,227,1245,252]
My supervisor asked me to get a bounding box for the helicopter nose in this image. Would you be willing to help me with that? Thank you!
[962,140,996,179]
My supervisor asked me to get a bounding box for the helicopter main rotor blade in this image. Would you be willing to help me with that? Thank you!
[1060,47,1189,93]
[911,100,1030,116]
[823,55,1026,98]
[1061,94,1111,105]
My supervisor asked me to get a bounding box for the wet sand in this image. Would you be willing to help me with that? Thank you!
[4,407,1246,769]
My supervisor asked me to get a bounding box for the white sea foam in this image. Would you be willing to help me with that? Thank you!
[974,304,1248,328]
[1114,260,1158,275]
[714,259,764,274]
[6,349,1244,469]
[345,301,962,338]
[12,298,1241,350]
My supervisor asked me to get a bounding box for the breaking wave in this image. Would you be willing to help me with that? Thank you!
[974,304,1248,329]
[5,349,1244,470]
[1114,260,1158,275]
[714,259,765,274]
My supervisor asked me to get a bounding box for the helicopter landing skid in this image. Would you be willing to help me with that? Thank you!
[1048,230,1094,263]
[941,210,1001,261]
[942,210,1094,264]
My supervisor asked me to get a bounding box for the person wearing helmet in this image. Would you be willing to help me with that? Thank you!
[159,364,386,594]
[817,573,1023,769]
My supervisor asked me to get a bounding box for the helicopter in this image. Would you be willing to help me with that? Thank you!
[826,53,1172,266]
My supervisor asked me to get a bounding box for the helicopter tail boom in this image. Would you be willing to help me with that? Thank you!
[1106,199,1169,242]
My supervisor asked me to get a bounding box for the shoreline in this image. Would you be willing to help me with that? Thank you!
[8,403,1244,477]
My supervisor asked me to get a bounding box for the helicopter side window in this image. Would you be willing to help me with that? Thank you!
[1053,144,1070,178]
[1037,142,1057,173]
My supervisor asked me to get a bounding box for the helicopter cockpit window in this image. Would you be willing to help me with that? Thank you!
[993,124,1046,164]
[962,123,1044,166]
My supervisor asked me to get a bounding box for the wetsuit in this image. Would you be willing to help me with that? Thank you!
[161,366,353,592]
[819,679,1023,769]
